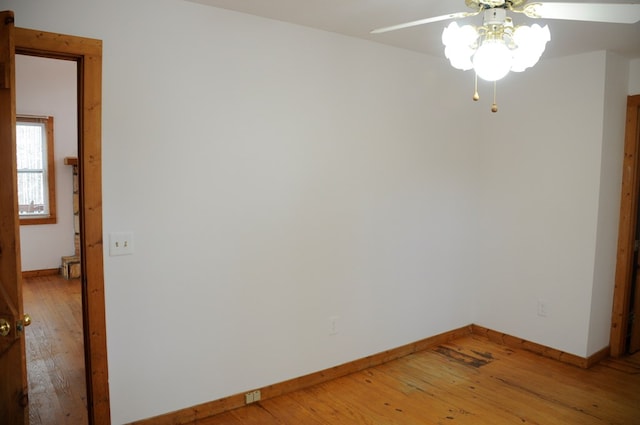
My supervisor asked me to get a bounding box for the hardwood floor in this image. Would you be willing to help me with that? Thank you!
[21,274,640,424]
[196,334,640,425]
[23,274,87,425]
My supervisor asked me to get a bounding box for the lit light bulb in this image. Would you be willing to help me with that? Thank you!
[472,39,513,81]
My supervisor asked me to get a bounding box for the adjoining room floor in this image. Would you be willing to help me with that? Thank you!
[23,274,87,425]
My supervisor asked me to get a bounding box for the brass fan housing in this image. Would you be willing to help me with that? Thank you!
[466,0,527,9]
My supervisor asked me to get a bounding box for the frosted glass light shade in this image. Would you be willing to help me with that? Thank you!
[442,22,479,71]
[511,24,550,72]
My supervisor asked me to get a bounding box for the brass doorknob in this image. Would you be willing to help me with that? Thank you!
[0,318,10,337]
[15,314,32,332]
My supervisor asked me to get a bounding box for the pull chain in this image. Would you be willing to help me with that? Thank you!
[491,81,498,113]
[473,72,480,101]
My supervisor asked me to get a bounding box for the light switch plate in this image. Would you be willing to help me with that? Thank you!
[109,232,134,256]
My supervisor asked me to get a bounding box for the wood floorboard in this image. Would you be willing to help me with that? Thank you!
[368,362,505,424]
[383,349,537,424]
[196,411,244,425]
[295,383,380,425]
[345,371,471,424]
[432,338,627,424]
[258,394,327,425]
[465,338,639,421]
[196,334,640,425]
[23,274,87,425]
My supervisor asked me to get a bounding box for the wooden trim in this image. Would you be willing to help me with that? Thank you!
[585,345,611,368]
[611,95,640,357]
[22,268,59,278]
[129,325,473,425]
[471,324,607,369]
[14,27,101,58]
[15,28,110,425]
[78,42,110,425]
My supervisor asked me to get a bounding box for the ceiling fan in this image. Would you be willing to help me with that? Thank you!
[371,1,640,112]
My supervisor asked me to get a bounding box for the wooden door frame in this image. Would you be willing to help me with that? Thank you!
[15,28,110,423]
[0,12,27,424]
[611,94,640,357]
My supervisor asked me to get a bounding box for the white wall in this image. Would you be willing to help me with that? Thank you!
[101,6,479,421]
[587,52,627,355]
[2,0,632,423]
[16,55,77,271]
[472,51,627,358]
[629,58,640,94]
[473,51,612,357]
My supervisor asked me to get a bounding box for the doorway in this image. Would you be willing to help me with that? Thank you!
[14,27,110,424]
[16,53,86,423]
[612,94,640,357]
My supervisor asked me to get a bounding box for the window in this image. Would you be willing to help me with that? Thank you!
[16,115,56,225]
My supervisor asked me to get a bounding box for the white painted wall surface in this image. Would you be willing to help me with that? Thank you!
[472,51,618,357]
[2,0,632,423]
[629,58,640,94]
[16,55,77,271]
[587,52,627,355]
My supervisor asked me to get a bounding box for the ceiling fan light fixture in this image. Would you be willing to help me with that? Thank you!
[441,17,550,81]
[372,0,638,111]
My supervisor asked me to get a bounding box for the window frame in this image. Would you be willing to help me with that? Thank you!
[17,115,56,225]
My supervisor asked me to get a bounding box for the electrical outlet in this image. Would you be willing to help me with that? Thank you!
[245,390,261,404]
[329,316,340,336]
[109,232,134,256]
[537,299,548,317]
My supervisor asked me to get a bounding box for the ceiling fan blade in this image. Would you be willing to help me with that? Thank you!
[523,2,640,24]
[371,11,479,34]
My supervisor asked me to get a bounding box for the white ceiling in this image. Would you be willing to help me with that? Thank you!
[186,0,640,60]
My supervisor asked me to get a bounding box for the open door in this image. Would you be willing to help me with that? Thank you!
[0,10,28,424]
